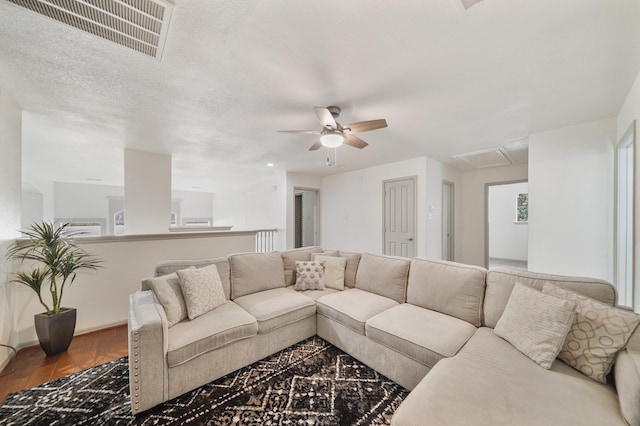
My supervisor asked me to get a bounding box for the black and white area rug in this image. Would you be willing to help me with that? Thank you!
[0,337,409,425]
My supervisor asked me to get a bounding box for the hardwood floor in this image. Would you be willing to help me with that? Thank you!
[0,324,128,405]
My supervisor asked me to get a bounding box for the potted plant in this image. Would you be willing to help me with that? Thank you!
[7,222,102,356]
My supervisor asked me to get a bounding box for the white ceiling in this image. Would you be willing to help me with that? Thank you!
[1,0,639,192]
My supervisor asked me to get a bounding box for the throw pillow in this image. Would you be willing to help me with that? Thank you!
[294,260,326,291]
[313,255,346,290]
[177,264,227,320]
[494,282,577,369]
[542,281,640,383]
[145,266,194,327]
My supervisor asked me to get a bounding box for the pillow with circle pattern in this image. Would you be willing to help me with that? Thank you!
[294,260,325,291]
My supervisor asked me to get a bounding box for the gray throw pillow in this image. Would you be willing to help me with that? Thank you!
[313,255,346,290]
[495,282,577,369]
[177,264,227,320]
[146,266,194,327]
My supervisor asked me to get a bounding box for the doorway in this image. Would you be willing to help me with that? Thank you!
[616,121,635,309]
[442,181,454,261]
[486,181,528,270]
[383,177,416,257]
[294,188,319,248]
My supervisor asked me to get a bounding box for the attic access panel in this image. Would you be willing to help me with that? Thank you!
[453,147,513,169]
[6,0,173,60]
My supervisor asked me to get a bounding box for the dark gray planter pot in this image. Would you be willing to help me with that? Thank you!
[34,308,77,356]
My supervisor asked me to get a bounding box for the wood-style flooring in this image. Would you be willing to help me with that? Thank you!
[0,324,128,405]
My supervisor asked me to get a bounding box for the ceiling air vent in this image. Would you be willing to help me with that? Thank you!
[6,0,173,60]
[453,147,513,169]
[459,0,483,10]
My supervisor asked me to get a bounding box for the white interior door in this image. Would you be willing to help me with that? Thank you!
[384,177,416,257]
[442,182,454,261]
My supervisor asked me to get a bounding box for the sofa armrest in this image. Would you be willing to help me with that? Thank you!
[128,290,169,414]
[615,328,640,426]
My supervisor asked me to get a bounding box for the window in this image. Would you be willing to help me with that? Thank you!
[516,193,528,223]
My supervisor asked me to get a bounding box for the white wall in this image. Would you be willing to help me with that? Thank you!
[528,118,615,281]
[213,172,287,250]
[458,164,528,267]
[124,149,172,234]
[617,69,640,311]
[0,87,22,369]
[22,175,54,223]
[321,157,428,255]
[21,190,42,229]
[488,182,528,261]
[172,190,214,225]
[55,182,125,235]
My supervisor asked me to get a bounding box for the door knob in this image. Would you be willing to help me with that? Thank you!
[406,238,413,241]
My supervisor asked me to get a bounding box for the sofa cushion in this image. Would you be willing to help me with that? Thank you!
[167,301,257,367]
[144,267,194,327]
[407,258,486,327]
[294,260,326,290]
[391,327,626,426]
[494,283,576,369]
[287,286,340,300]
[338,251,361,288]
[483,268,615,328]
[316,288,398,335]
[233,287,316,334]
[615,329,640,426]
[177,264,227,320]
[542,282,640,383]
[281,246,323,286]
[366,304,476,368]
[153,257,232,300]
[312,255,346,290]
[355,253,410,303]
[229,252,286,299]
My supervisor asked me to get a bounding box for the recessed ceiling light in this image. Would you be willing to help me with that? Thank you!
[266,163,275,167]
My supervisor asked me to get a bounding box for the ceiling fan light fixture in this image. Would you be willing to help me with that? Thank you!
[320,133,344,148]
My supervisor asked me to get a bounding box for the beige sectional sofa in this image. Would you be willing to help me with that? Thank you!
[128,247,640,426]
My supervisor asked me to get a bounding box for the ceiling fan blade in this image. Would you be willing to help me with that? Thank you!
[344,134,369,149]
[309,140,322,151]
[278,130,322,134]
[314,107,337,129]
[344,119,387,133]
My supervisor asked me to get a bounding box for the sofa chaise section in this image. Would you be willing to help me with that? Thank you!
[392,268,635,426]
[392,327,626,426]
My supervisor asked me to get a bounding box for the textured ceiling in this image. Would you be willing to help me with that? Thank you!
[1,0,640,192]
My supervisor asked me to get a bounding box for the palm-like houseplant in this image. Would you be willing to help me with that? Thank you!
[7,222,102,355]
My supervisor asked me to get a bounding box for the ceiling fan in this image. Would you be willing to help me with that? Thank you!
[278,106,387,151]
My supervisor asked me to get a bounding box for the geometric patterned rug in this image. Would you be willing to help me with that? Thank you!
[0,336,409,425]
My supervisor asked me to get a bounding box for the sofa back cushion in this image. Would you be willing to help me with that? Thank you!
[150,257,231,300]
[281,246,323,286]
[407,258,486,327]
[483,268,616,328]
[229,252,286,299]
[355,253,410,303]
[338,251,362,288]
